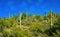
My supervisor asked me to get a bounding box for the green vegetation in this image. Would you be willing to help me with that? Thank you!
[0,11,60,37]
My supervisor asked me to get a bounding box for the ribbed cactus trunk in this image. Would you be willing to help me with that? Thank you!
[20,12,22,28]
[50,11,53,29]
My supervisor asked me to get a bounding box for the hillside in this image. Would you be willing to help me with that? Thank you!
[0,11,60,37]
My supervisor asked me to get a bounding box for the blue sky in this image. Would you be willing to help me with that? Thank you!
[0,0,60,18]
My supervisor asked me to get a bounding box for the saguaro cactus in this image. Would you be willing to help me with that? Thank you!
[19,12,22,28]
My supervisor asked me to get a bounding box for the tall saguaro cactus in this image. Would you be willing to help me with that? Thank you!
[19,12,22,28]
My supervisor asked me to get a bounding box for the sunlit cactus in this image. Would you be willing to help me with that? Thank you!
[19,12,22,28]
[50,10,56,27]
